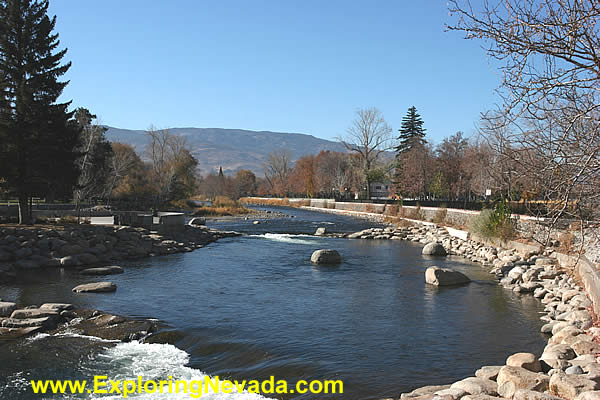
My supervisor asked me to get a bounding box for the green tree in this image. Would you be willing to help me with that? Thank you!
[0,0,80,224]
[396,106,427,154]
[393,106,427,197]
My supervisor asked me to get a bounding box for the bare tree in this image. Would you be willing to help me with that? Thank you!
[264,149,293,196]
[73,108,112,220]
[104,142,140,203]
[448,0,600,244]
[146,127,198,208]
[338,107,392,199]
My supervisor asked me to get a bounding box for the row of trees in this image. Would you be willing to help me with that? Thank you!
[446,0,600,229]
[250,127,514,203]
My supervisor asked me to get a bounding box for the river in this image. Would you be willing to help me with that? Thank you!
[0,206,547,399]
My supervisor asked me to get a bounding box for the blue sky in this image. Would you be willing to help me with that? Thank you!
[48,1,501,144]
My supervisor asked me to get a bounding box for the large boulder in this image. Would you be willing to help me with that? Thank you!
[314,227,327,236]
[311,249,341,265]
[40,303,74,312]
[1,316,58,330]
[475,366,503,381]
[450,377,498,395]
[549,372,599,400]
[188,217,205,226]
[541,344,577,369]
[401,384,451,399]
[72,282,117,293]
[497,366,549,393]
[422,242,447,256]
[507,352,543,372]
[576,392,600,400]
[10,308,59,319]
[514,389,563,400]
[425,266,470,286]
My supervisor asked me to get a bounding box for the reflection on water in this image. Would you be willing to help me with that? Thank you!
[0,206,547,400]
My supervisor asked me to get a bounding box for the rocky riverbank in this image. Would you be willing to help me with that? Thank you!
[342,224,600,400]
[0,223,240,282]
[0,300,159,342]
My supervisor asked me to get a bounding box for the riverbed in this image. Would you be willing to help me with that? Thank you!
[0,206,547,400]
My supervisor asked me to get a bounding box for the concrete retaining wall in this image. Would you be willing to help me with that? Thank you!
[571,255,600,317]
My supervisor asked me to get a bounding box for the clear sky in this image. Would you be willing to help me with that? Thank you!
[48,1,501,144]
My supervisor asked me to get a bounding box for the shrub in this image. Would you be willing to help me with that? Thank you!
[213,196,237,207]
[433,204,447,224]
[169,199,194,210]
[469,200,516,241]
[193,196,251,216]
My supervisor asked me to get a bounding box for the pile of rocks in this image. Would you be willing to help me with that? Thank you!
[0,300,157,341]
[0,224,240,281]
[346,224,600,400]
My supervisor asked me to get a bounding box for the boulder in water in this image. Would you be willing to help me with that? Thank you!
[425,266,470,286]
[311,249,341,265]
[188,217,205,226]
[315,227,327,236]
[422,242,447,256]
[72,282,117,293]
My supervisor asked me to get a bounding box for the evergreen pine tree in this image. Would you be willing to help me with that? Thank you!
[0,0,80,224]
[393,106,427,196]
[396,106,427,154]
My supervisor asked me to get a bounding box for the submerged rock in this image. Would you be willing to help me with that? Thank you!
[72,282,117,293]
[425,266,470,286]
[80,266,124,275]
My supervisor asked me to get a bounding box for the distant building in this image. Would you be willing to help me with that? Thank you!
[369,182,392,199]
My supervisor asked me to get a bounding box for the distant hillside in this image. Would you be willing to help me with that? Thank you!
[105,127,348,176]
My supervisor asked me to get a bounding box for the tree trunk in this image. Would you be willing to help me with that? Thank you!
[18,194,31,225]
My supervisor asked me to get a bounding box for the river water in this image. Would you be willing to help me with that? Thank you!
[0,206,547,400]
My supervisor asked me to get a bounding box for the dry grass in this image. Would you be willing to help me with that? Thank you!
[432,206,447,224]
[193,196,251,216]
[395,218,415,228]
[239,197,313,208]
[193,206,250,216]
[384,205,399,216]
[239,197,291,206]
[407,205,425,220]
[557,230,577,255]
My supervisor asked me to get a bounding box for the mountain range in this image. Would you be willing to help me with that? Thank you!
[105,126,348,177]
